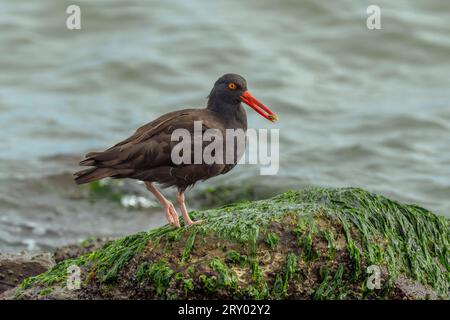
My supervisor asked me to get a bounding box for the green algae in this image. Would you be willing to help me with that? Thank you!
[182,277,194,290]
[38,287,53,297]
[17,187,450,299]
[294,217,319,261]
[90,232,153,282]
[194,197,313,245]
[196,257,239,295]
[136,259,174,296]
[186,265,195,276]
[313,264,346,300]
[321,230,337,259]
[225,250,248,266]
[208,257,238,291]
[272,253,299,299]
[321,188,449,293]
[244,283,269,299]
[20,227,173,291]
[20,258,87,291]
[181,230,197,263]
[265,232,279,249]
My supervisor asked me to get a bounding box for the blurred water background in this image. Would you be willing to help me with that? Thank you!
[1,0,449,252]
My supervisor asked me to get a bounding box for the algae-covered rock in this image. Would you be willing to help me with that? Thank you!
[0,252,55,295]
[6,187,449,300]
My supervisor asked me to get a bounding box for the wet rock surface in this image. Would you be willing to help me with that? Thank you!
[0,252,55,294]
[0,238,113,299]
[2,188,449,300]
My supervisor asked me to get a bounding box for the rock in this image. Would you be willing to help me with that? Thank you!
[0,252,55,294]
[4,187,450,300]
[0,237,113,299]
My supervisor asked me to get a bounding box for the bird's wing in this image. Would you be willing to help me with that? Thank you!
[109,109,195,149]
[79,109,224,170]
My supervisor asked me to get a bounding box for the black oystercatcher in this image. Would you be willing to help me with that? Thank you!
[74,74,277,228]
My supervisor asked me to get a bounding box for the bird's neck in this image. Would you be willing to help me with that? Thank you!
[207,99,247,130]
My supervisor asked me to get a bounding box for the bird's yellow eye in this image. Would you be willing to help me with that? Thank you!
[228,82,237,90]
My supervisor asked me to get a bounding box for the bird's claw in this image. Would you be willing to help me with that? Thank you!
[184,219,203,226]
[165,203,180,228]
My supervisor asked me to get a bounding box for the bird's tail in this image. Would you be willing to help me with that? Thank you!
[73,167,114,185]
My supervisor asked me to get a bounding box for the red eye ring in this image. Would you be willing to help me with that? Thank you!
[228,82,237,90]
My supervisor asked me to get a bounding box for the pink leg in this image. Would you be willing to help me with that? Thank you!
[145,182,180,228]
[176,190,202,226]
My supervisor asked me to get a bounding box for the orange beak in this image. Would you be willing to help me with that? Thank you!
[240,91,278,122]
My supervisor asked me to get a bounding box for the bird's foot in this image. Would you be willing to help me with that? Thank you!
[164,203,180,228]
[184,218,203,226]
[176,190,202,227]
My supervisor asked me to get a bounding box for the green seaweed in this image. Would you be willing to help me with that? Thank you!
[38,287,53,297]
[183,278,194,293]
[225,250,248,266]
[20,258,88,290]
[181,230,197,263]
[198,258,238,294]
[313,264,346,300]
[294,217,319,261]
[20,227,175,291]
[209,257,238,290]
[321,230,337,259]
[136,259,174,296]
[272,253,298,299]
[265,232,279,249]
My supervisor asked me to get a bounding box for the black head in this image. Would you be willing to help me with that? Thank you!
[208,73,248,105]
[207,73,278,122]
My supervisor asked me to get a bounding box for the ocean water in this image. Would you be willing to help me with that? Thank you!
[0,0,449,252]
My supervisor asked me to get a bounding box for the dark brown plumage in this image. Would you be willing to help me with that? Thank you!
[75,109,237,189]
[74,74,277,227]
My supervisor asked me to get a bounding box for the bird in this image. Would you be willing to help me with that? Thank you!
[74,74,277,228]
